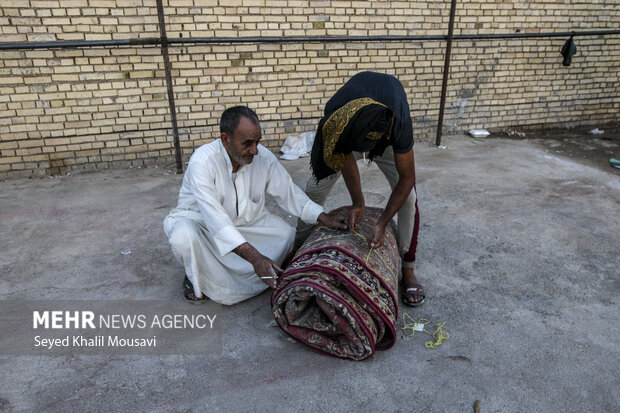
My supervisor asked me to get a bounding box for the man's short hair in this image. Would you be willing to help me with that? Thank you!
[220,106,260,137]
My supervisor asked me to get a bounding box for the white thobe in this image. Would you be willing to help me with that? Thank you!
[163,139,324,305]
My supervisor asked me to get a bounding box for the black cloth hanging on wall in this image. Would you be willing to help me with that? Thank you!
[561,36,577,66]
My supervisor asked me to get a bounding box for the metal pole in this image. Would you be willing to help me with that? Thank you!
[435,0,458,147]
[3,30,620,51]
[155,0,183,174]
[0,38,160,50]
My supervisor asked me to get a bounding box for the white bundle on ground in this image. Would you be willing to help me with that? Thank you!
[279,131,315,160]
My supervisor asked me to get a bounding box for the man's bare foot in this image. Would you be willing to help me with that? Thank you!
[401,266,425,305]
[183,276,208,303]
[185,292,207,301]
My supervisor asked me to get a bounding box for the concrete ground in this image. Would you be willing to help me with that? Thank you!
[0,130,619,412]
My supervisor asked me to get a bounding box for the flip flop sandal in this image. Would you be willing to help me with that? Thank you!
[401,280,425,307]
[183,275,208,304]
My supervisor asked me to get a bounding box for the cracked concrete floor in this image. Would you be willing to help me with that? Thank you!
[0,131,618,412]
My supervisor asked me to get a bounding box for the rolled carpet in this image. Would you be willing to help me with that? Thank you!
[271,206,400,361]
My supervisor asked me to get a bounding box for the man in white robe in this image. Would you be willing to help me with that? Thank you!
[163,106,346,305]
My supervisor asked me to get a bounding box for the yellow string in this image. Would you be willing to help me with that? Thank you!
[401,313,429,336]
[424,321,449,349]
[306,225,367,248]
[401,313,449,348]
[370,248,395,278]
[303,224,395,279]
[314,225,339,232]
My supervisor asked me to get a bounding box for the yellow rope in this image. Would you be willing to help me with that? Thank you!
[303,233,349,248]
[303,224,395,279]
[371,248,395,278]
[401,313,449,348]
[314,225,339,232]
[305,225,367,248]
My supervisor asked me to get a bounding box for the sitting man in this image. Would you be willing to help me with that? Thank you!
[295,71,424,307]
[164,106,346,305]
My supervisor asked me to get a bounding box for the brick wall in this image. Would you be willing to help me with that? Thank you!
[1,1,618,177]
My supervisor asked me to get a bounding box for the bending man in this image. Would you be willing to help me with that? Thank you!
[164,106,345,305]
[295,71,424,307]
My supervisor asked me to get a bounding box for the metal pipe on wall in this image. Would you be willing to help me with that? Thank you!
[2,30,620,50]
[435,0,458,147]
[155,0,183,174]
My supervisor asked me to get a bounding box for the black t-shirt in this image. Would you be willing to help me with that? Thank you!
[324,71,414,153]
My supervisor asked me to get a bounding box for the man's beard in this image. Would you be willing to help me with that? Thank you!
[230,148,253,167]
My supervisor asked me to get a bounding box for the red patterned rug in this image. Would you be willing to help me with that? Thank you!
[271,206,400,361]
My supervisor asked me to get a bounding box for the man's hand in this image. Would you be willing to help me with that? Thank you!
[340,153,365,234]
[317,212,347,231]
[368,148,416,248]
[251,255,283,289]
[346,203,365,234]
[233,242,283,289]
[370,222,387,249]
